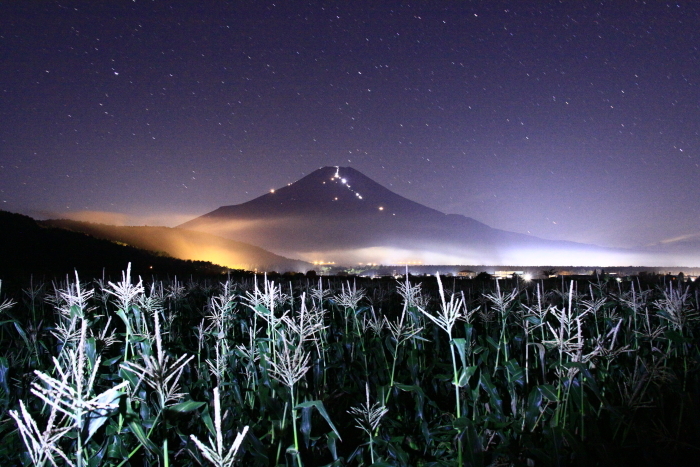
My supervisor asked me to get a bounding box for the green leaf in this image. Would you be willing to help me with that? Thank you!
[254,304,271,317]
[354,305,370,316]
[12,321,30,347]
[130,305,143,330]
[505,359,525,387]
[319,460,345,467]
[200,406,216,437]
[102,355,123,366]
[114,308,131,332]
[87,444,106,467]
[485,335,500,350]
[295,400,342,441]
[456,366,478,388]
[85,337,98,369]
[665,329,688,345]
[451,338,468,368]
[579,366,603,401]
[463,322,474,340]
[453,416,471,430]
[326,431,340,461]
[537,384,559,402]
[69,304,83,319]
[0,357,9,394]
[301,405,313,448]
[85,387,126,442]
[167,400,206,413]
[525,315,541,326]
[525,387,544,430]
[119,367,140,388]
[479,373,504,416]
[128,420,158,454]
[528,343,546,370]
[106,434,128,459]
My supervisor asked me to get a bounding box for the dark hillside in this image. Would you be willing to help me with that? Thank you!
[42,218,311,273]
[0,210,226,288]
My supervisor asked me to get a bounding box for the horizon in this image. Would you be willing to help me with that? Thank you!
[5,163,698,269]
[5,206,700,273]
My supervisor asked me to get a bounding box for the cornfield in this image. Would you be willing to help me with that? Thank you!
[0,266,698,466]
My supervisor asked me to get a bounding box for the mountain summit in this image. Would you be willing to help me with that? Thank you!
[178,166,643,266]
[189,166,450,218]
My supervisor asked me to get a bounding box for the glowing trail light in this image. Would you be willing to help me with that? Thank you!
[330,166,365,201]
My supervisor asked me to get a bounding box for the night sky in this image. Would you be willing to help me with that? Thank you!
[2,2,699,254]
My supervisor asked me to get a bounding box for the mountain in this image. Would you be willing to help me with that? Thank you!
[178,166,655,266]
[41,219,311,273]
[0,210,227,284]
[640,236,700,266]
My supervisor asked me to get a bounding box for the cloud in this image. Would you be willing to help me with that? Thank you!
[37,210,199,227]
[658,232,700,245]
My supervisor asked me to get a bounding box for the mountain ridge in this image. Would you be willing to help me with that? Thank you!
[178,166,649,266]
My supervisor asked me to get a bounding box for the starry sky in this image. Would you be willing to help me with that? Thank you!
[1,1,699,253]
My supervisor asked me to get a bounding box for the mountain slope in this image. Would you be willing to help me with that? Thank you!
[640,236,700,266]
[42,219,311,272]
[0,210,226,283]
[180,166,493,249]
[179,166,649,266]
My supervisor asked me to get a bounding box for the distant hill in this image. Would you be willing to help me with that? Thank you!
[42,219,311,273]
[0,210,226,285]
[640,236,700,266]
[178,166,652,266]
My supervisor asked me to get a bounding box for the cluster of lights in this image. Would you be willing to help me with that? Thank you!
[322,168,394,214]
[312,261,336,265]
[327,166,364,201]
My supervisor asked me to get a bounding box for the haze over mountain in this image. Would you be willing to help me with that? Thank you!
[0,210,227,283]
[42,219,311,273]
[179,167,676,266]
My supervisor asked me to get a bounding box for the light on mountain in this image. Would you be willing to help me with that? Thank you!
[270,189,275,193]
[176,166,658,267]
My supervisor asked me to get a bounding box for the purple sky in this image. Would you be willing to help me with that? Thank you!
[1,2,699,252]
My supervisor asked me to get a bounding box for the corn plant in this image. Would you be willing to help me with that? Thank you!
[0,267,698,466]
